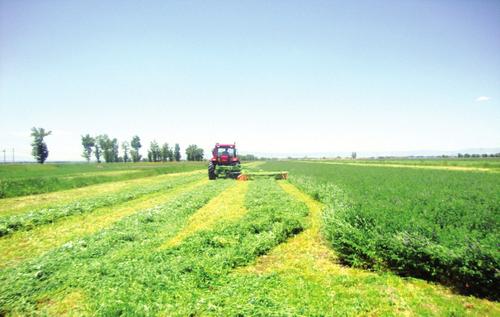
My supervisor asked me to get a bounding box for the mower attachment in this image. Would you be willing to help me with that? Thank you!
[237,171,288,181]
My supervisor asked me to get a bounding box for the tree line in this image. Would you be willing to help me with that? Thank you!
[28,127,207,164]
[81,135,205,163]
[81,135,144,163]
[457,153,500,158]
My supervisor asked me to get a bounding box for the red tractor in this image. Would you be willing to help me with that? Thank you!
[208,143,241,180]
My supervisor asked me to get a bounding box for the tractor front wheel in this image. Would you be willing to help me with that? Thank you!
[208,162,216,180]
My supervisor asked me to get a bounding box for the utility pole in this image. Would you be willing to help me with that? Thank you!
[2,149,5,164]
[12,148,15,163]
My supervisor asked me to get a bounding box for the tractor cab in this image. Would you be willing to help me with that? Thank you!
[212,144,238,165]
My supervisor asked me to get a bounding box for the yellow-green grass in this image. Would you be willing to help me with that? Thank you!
[1,177,496,316]
[0,161,207,199]
[37,290,89,317]
[298,160,497,173]
[30,181,232,316]
[0,170,204,217]
[242,161,265,168]
[240,181,336,274]
[57,169,141,179]
[160,181,248,249]
[238,181,499,316]
[0,179,208,268]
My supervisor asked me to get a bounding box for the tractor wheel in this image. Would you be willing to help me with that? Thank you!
[208,162,216,180]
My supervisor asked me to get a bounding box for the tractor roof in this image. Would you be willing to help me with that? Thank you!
[215,143,236,148]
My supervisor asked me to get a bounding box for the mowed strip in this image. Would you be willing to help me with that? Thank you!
[299,160,496,173]
[0,181,231,316]
[238,181,499,316]
[0,179,208,268]
[242,161,265,169]
[57,169,141,180]
[0,170,204,217]
[241,181,343,275]
[160,181,248,249]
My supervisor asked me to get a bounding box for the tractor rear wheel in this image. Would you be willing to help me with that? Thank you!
[208,162,216,180]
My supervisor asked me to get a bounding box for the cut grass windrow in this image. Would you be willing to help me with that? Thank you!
[0,179,209,268]
[0,179,231,315]
[196,181,499,316]
[0,161,207,198]
[0,173,204,237]
[263,160,500,299]
[160,181,248,249]
[0,170,204,217]
[0,179,309,316]
[240,181,332,274]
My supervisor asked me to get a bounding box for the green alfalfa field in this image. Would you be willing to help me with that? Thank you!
[0,160,499,316]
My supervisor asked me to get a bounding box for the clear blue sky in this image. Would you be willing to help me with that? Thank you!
[1,0,499,161]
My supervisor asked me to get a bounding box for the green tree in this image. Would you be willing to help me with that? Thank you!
[148,141,161,162]
[195,148,204,161]
[185,145,194,161]
[168,148,174,161]
[81,134,95,162]
[94,143,102,163]
[130,136,142,162]
[161,143,173,162]
[30,127,52,164]
[96,135,116,163]
[174,143,181,161]
[96,135,108,162]
[111,138,119,162]
[122,141,130,163]
[185,144,204,161]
